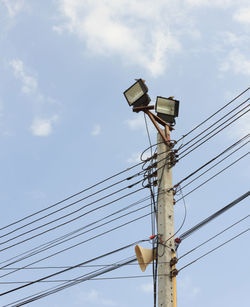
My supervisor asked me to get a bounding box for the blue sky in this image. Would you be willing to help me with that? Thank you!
[0,0,249,306]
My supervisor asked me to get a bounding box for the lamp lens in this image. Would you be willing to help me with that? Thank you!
[157,98,175,116]
[125,82,144,105]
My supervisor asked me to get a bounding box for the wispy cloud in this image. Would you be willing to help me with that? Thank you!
[91,124,101,136]
[9,59,60,136]
[220,49,250,76]
[1,0,26,18]
[139,282,153,293]
[54,1,250,77]
[30,116,58,137]
[233,6,250,24]
[9,59,38,94]
[78,289,116,306]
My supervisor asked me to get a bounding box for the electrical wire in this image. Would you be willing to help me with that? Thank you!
[0,194,154,267]
[178,228,249,272]
[178,191,250,241]
[175,134,249,188]
[0,212,152,279]
[175,152,249,204]
[0,202,151,276]
[0,154,155,233]
[0,238,150,297]
[178,97,249,151]
[0,170,147,240]
[178,105,249,160]
[180,140,249,191]
[176,87,249,143]
[178,214,249,260]
[0,185,145,253]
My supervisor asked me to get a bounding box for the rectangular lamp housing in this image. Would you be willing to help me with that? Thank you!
[124,79,150,107]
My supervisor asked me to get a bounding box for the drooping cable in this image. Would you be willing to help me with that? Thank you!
[178,214,249,260]
[178,228,249,272]
[177,191,250,241]
[0,212,152,279]
[176,87,249,143]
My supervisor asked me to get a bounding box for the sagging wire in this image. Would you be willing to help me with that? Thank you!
[143,113,158,307]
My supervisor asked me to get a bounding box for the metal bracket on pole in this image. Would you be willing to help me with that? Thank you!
[132,105,173,147]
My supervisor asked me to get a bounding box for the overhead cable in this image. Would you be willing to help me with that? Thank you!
[176,87,249,143]
[178,228,249,272]
[178,214,249,260]
[178,191,250,241]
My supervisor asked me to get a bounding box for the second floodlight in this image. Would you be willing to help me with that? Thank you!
[123,79,151,107]
[156,96,179,125]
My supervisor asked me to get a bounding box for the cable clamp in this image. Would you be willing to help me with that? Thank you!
[170,269,179,278]
[170,257,178,266]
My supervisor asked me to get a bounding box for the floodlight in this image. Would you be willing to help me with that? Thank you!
[155,96,179,125]
[124,79,151,107]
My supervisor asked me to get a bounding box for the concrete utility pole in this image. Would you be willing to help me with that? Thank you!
[157,127,176,307]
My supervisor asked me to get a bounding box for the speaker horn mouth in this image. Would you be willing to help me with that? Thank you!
[135,245,156,272]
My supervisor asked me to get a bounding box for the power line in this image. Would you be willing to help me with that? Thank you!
[175,152,249,203]
[178,214,249,260]
[178,105,249,159]
[178,191,250,242]
[178,228,249,272]
[176,87,249,143]
[0,155,154,233]
[0,171,148,240]
[0,202,151,274]
[178,97,249,151]
[174,134,249,189]
[0,186,145,253]
[0,239,149,297]
[0,212,152,279]
[0,194,153,267]
[180,140,249,191]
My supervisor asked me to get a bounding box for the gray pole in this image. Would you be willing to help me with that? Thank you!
[157,128,175,307]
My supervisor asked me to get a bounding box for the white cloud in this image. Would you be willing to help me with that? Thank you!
[127,151,152,164]
[91,124,101,136]
[31,116,58,137]
[220,49,250,76]
[228,114,250,139]
[1,0,26,18]
[79,289,116,306]
[55,1,250,77]
[140,282,153,293]
[233,7,250,24]
[125,114,154,133]
[178,275,201,299]
[55,0,184,77]
[9,59,38,94]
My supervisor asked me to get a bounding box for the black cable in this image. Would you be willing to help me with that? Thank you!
[0,238,150,297]
[0,185,145,253]
[0,170,147,240]
[175,152,249,204]
[178,215,249,260]
[0,194,153,267]
[178,105,249,160]
[0,157,153,232]
[180,140,249,191]
[175,134,249,188]
[178,228,249,272]
[0,202,151,276]
[178,191,250,241]
[178,97,249,151]
[0,212,152,279]
[176,87,249,143]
